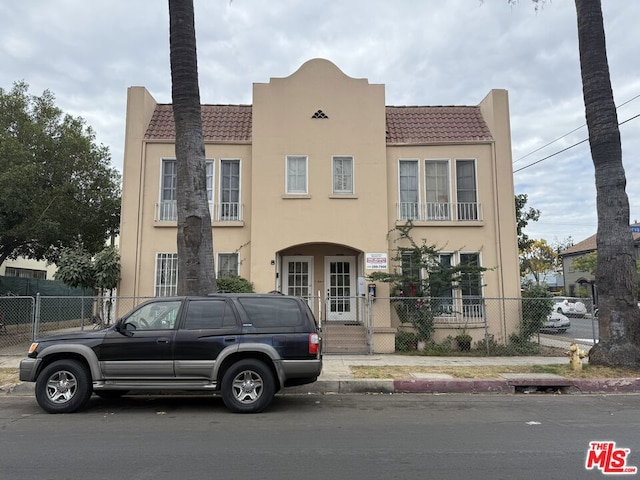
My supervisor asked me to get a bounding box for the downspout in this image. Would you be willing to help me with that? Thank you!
[490,140,509,341]
[133,140,148,298]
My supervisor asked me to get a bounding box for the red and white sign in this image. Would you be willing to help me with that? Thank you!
[585,441,637,475]
[365,253,387,270]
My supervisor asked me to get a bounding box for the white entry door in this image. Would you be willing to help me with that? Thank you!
[325,256,356,321]
[282,256,313,307]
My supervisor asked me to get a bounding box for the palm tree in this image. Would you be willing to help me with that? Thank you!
[168,0,217,295]
[574,0,639,366]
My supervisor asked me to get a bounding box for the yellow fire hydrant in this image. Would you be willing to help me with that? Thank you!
[567,343,587,371]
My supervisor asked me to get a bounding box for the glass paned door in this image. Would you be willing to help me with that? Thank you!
[283,256,313,306]
[325,256,356,321]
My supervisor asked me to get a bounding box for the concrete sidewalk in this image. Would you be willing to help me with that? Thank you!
[3,353,640,396]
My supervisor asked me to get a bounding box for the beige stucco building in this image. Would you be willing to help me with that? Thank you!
[119,59,521,352]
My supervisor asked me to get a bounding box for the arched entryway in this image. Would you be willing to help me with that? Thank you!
[275,243,369,353]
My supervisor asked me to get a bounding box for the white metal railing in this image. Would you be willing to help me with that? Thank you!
[456,202,481,221]
[217,202,242,221]
[155,201,242,222]
[425,202,451,221]
[398,202,420,221]
[397,203,482,222]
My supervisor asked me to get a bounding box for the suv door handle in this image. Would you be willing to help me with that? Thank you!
[156,337,170,344]
[224,337,237,343]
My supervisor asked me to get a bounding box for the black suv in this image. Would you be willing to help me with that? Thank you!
[19,294,322,414]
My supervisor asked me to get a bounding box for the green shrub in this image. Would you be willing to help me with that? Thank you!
[216,276,254,293]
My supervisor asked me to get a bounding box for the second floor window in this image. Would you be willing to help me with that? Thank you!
[399,160,419,220]
[425,160,450,220]
[159,159,214,221]
[286,155,308,194]
[456,159,478,220]
[332,156,353,194]
[220,159,240,220]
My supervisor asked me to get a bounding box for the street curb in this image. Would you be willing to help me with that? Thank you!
[3,378,640,397]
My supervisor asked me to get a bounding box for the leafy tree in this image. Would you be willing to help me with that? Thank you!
[572,251,598,275]
[0,82,121,266]
[519,281,553,340]
[515,194,540,252]
[168,0,217,295]
[56,245,120,324]
[56,245,120,292]
[369,222,486,341]
[520,239,556,282]
[514,0,640,366]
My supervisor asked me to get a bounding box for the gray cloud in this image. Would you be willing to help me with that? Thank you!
[1,0,639,245]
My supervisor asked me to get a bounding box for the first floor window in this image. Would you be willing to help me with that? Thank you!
[155,253,178,297]
[459,253,482,317]
[430,254,454,314]
[218,253,239,278]
[286,155,308,194]
[400,249,422,296]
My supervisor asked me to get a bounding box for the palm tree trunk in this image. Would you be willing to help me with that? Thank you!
[575,0,640,366]
[168,0,217,295]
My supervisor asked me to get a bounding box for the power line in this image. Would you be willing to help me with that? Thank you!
[513,93,640,165]
[513,112,640,174]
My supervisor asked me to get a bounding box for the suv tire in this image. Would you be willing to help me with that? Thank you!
[221,359,275,413]
[35,359,93,414]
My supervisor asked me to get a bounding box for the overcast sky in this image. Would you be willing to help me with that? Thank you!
[2,0,639,246]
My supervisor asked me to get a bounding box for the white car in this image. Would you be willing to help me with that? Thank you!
[540,311,571,334]
[553,297,587,318]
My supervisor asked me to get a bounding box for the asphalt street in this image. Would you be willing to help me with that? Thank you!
[1,393,639,479]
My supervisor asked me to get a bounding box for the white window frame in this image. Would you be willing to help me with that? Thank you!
[455,158,478,220]
[286,155,308,194]
[217,253,239,278]
[425,159,451,220]
[332,155,354,194]
[218,159,241,221]
[155,253,178,297]
[159,158,214,221]
[398,159,421,220]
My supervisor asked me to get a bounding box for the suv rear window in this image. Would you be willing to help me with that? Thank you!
[238,297,304,329]
[184,299,237,329]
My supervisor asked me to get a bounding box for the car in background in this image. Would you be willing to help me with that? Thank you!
[540,311,571,334]
[553,297,587,318]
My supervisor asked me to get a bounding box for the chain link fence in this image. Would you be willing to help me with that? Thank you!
[0,294,596,357]
[0,295,152,355]
[380,295,596,356]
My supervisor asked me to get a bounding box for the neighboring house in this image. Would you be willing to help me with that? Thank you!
[119,58,521,352]
[0,257,55,280]
[560,228,640,299]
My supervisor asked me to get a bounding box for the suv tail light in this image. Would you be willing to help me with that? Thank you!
[309,333,320,354]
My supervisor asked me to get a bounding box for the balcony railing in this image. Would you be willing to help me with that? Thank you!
[155,201,242,222]
[397,202,482,222]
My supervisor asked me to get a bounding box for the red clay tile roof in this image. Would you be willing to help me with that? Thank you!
[144,103,493,144]
[145,104,252,142]
[385,106,493,144]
